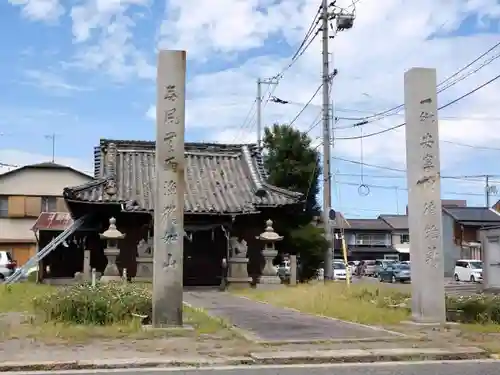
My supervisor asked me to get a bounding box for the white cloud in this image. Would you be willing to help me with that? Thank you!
[67,0,155,81]
[9,0,500,188]
[145,105,155,120]
[147,0,500,172]
[9,0,64,22]
[0,149,93,176]
[22,69,92,93]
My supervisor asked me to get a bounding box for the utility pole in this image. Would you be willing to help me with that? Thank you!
[321,0,333,281]
[256,78,278,148]
[486,175,490,207]
[257,79,262,148]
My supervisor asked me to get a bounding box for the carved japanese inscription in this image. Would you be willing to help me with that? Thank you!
[418,97,441,269]
[423,200,436,215]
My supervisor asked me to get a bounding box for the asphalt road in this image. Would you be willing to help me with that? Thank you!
[5,360,500,375]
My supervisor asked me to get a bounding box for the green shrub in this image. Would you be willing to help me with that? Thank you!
[33,282,151,325]
[27,271,38,283]
[446,295,500,324]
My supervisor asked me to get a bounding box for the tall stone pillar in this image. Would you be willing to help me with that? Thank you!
[256,219,282,284]
[153,50,186,327]
[404,67,446,324]
[99,217,125,283]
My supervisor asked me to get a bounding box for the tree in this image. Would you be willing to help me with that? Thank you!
[263,123,321,216]
[263,123,327,281]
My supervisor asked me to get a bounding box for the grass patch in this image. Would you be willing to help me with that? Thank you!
[0,283,232,343]
[234,282,411,325]
[0,283,55,313]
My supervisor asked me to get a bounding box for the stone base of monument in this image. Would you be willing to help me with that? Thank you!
[142,324,194,332]
[134,257,153,282]
[401,320,458,326]
[259,275,282,284]
[100,275,122,283]
[227,276,252,289]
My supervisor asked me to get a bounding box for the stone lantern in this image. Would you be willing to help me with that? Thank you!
[99,217,125,283]
[256,219,282,284]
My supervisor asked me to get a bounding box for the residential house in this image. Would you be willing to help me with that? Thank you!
[0,162,93,265]
[37,139,302,286]
[378,215,410,261]
[442,206,500,277]
[340,218,399,261]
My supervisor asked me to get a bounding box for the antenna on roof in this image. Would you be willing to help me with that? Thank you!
[44,133,56,162]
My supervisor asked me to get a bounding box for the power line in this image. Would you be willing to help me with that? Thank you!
[343,40,500,126]
[288,83,324,127]
[334,180,485,197]
[234,6,322,143]
[334,71,500,140]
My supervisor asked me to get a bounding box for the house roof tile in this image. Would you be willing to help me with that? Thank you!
[343,218,392,231]
[64,139,302,214]
[379,215,408,230]
[443,207,500,226]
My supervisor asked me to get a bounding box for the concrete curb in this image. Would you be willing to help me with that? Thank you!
[0,347,490,371]
[249,347,490,365]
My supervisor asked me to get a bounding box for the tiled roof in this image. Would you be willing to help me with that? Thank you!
[0,161,93,179]
[443,207,500,225]
[379,215,408,230]
[343,218,392,231]
[64,139,302,214]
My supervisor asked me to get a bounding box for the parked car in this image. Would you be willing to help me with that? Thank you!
[347,261,357,275]
[363,260,377,276]
[454,259,483,283]
[378,263,411,283]
[333,261,352,281]
[0,251,17,281]
[374,259,398,277]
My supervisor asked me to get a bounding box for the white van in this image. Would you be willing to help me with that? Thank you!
[454,259,483,283]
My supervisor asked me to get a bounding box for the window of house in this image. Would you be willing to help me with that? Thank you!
[0,196,8,217]
[41,196,57,212]
[400,234,410,243]
[355,233,388,246]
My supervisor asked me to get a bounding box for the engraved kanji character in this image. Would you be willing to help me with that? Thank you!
[419,111,436,123]
[423,200,436,215]
[161,203,176,219]
[425,245,439,268]
[164,85,178,101]
[164,131,176,152]
[164,108,179,126]
[420,132,434,148]
[422,176,437,192]
[424,224,439,240]
[164,180,177,195]
[422,153,434,172]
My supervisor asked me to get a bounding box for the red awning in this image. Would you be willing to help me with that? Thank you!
[32,212,74,231]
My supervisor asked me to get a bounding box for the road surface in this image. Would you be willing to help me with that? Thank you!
[4,360,499,375]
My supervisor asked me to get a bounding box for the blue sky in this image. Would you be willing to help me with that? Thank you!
[1,0,500,219]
